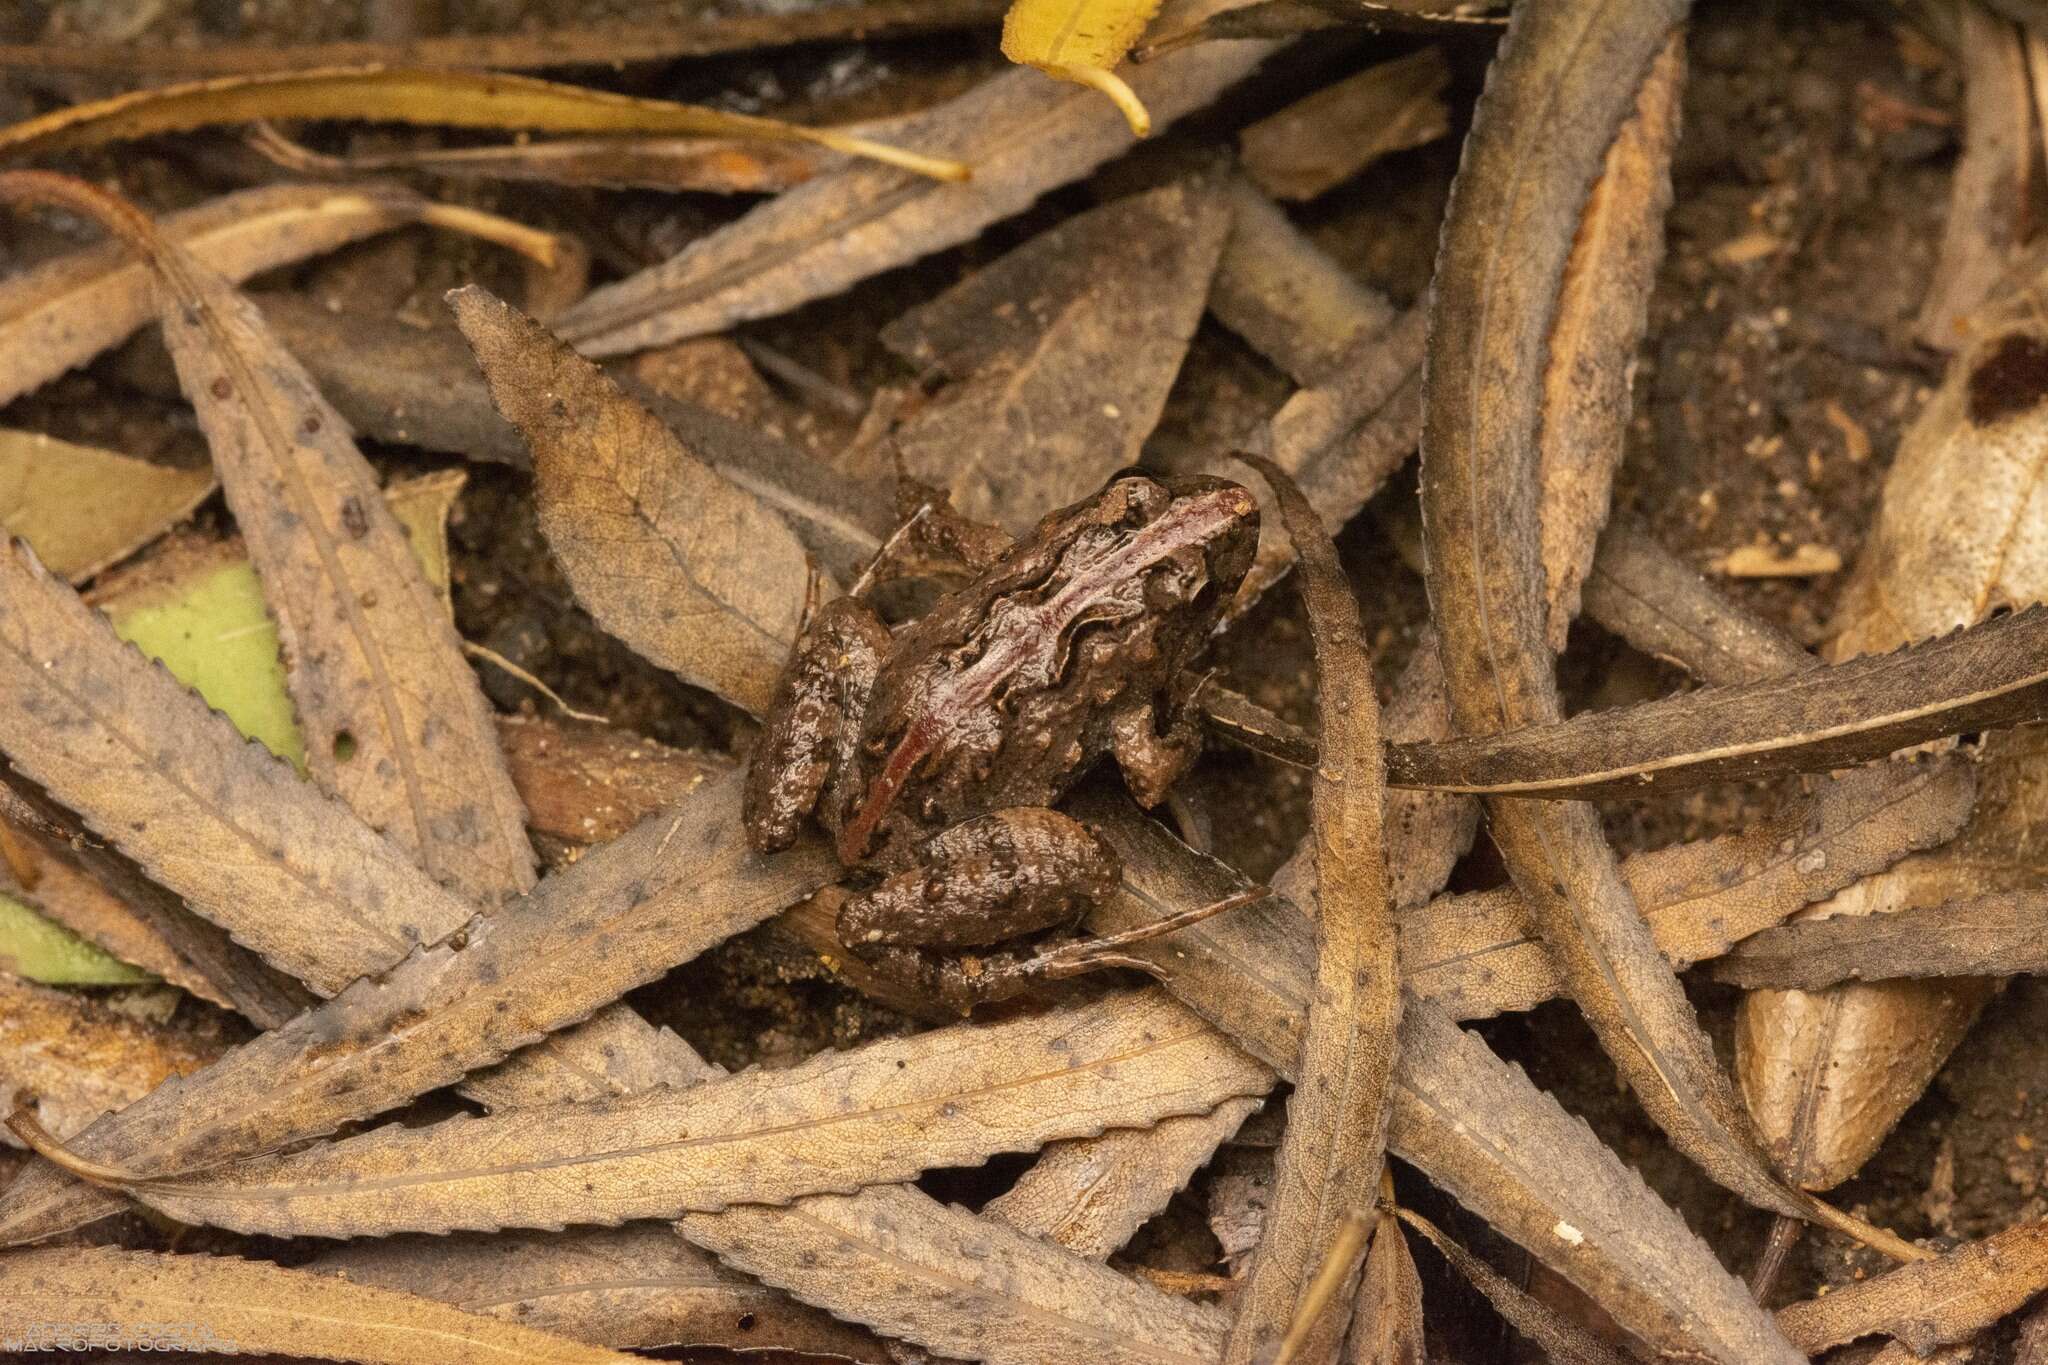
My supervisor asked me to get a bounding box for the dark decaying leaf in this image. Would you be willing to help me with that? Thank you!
[1223,457,1398,1364]
[67,989,1270,1239]
[453,286,815,718]
[0,1246,648,1365]
[1715,891,2048,989]
[886,179,1229,531]
[1382,603,2048,797]
[1775,1220,2048,1356]
[552,24,1281,354]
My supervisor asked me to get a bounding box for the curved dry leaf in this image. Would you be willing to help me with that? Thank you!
[1715,890,2048,989]
[0,66,965,181]
[0,430,213,584]
[1417,0,1843,1240]
[1224,456,1398,1364]
[1776,1220,2048,1356]
[1382,604,2048,797]
[452,285,813,717]
[0,975,226,1146]
[1738,254,2048,1192]
[92,988,1270,1238]
[1408,757,1975,1019]
[888,179,1230,531]
[1080,800,1806,1365]
[552,29,1278,354]
[312,1225,890,1358]
[0,1247,646,1365]
[0,182,527,408]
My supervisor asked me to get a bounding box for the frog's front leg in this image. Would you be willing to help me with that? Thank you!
[742,596,891,853]
[839,807,1119,951]
[1108,698,1205,809]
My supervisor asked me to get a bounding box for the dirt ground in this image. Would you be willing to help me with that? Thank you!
[7,0,2047,1359]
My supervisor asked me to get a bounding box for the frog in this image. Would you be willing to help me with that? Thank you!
[742,471,1260,1012]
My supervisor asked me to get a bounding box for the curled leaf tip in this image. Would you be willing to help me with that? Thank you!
[6,1107,148,1190]
[1000,0,1164,136]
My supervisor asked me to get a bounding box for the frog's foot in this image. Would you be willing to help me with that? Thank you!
[840,807,1119,951]
[851,485,1012,597]
[742,596,891,853]
[848,885,1269,1013]
[1109,700,1204,809]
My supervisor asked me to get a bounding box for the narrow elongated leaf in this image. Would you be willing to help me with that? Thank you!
[889,180,1229,531]
[1396,1209,1632,1365]
[553,28,1278,354]
[0,182,540,407]
[86,989,1270,1238]
[1776,1221,2048,1355]
[0,430,213,584]
[0,896,150,985]
[313,1225,890,1358]
[1239,46,1450,202]
[453,286,813,717]
[1344,1208,1425,1365]
[0,66,965,181]
[1384,604,2048,797]
[1414,0,1903,1252]
[1225,458,1397,1363]
[0,1247,646,1365]
[1716,891,2048,989]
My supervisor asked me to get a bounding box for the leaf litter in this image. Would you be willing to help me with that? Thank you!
[9,5,2048,1363]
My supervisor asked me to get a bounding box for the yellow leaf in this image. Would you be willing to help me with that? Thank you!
[1001,0,1167,135]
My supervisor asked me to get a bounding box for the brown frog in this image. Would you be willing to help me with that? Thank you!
[743,472,1260,1010]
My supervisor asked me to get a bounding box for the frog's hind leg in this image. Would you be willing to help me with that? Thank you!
[839,807,1118,951]
[741,596,891,853]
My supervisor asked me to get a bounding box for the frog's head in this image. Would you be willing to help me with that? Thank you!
[1060,472,1259,626]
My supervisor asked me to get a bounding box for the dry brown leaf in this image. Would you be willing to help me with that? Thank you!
[1239,46,1450,201]
[0,430,213,584]
[0,66,965,182]
[0,1246,646,1364]
[552,20,1279,354]
[1224,456,1398,1364]
[1080,800,1805,1364]
[452,285,813,717]
[1395,1209,1632,1365]
[1409,757,1974,1018]
[1738,253,2048,1192]
[77,988,1269,1239]
[0,173,540,912]
[1418,0,1919,1261]
[0,182,558,409]
[0,974,227,1146]
[1341,1204,1425,1365]
[1776,1220,2048,1355]
[1382,603,2048,797]
[1918,2,2033,348]
[312,1224,890,1359]
[886,180,1229,530]
[1715,891,2048,989]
